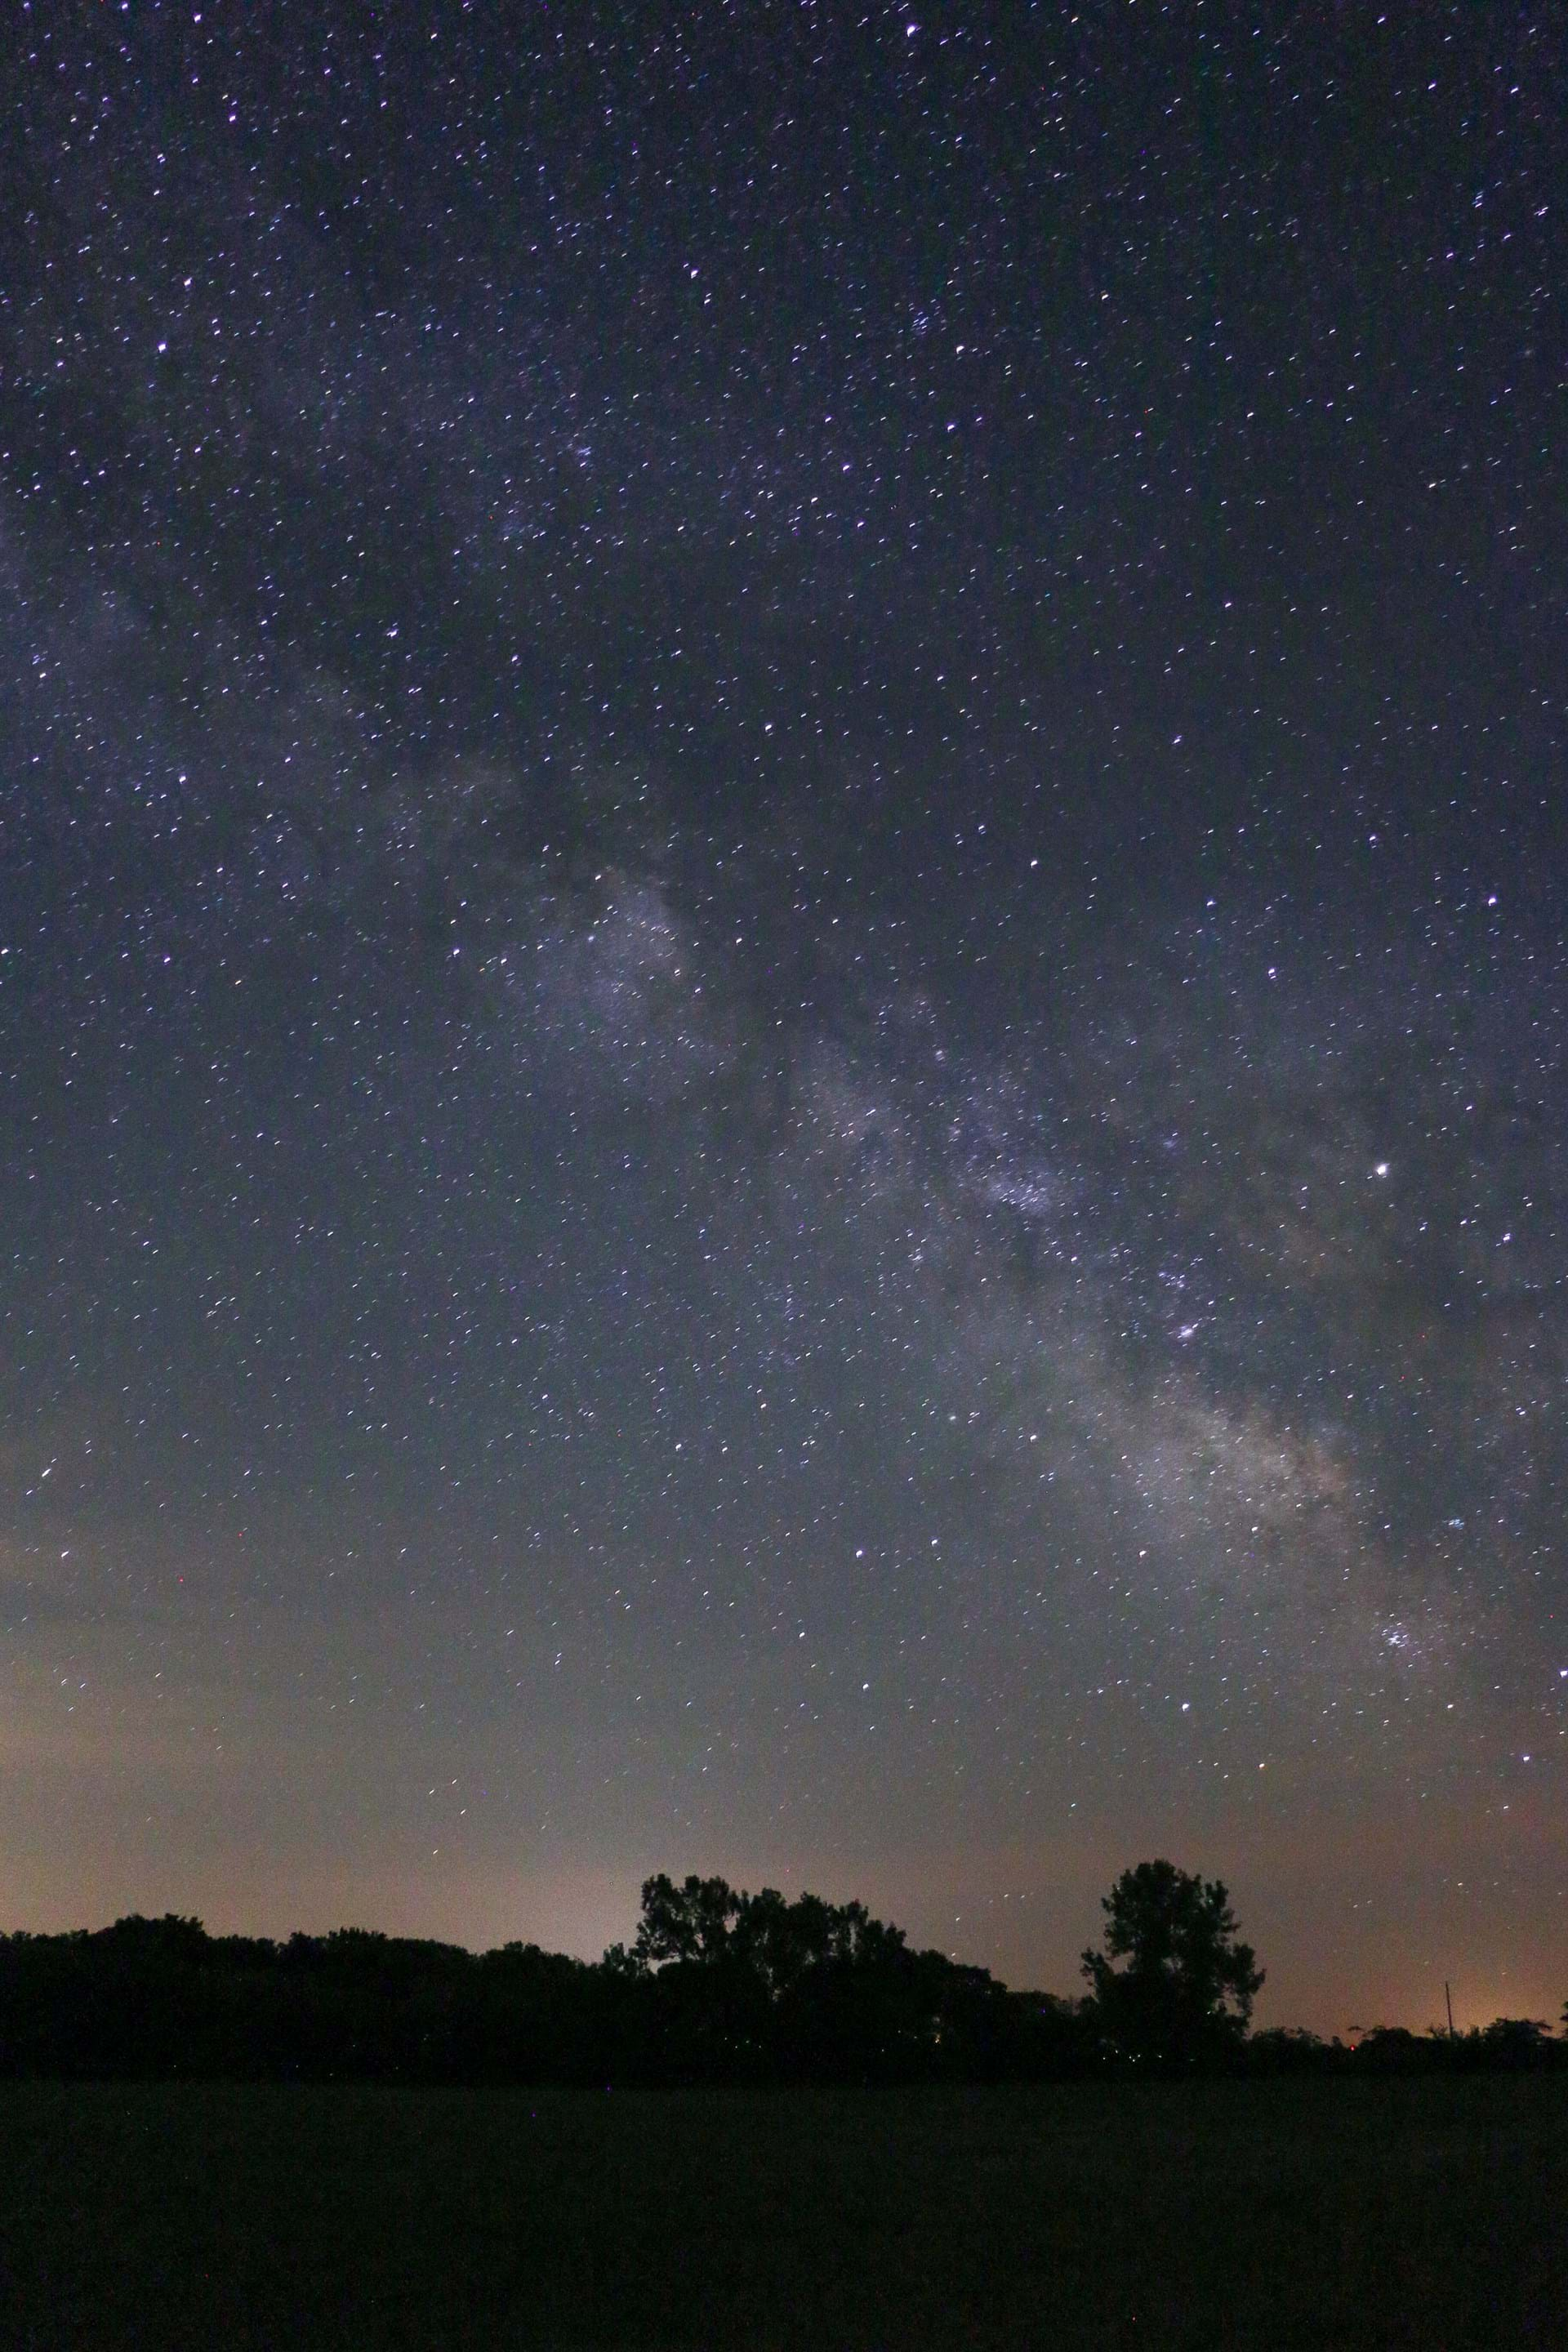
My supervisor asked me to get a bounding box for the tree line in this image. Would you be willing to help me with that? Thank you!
[0,1860,1561,2086]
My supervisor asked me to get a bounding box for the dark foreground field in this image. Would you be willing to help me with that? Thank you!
[0,2076,1563,2350]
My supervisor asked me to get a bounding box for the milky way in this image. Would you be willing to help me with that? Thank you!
[2,5,1564,2029]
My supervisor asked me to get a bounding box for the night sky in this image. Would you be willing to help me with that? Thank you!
[3,3,1565,2035]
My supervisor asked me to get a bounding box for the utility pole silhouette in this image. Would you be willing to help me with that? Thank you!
[1444,1981,1456,2039]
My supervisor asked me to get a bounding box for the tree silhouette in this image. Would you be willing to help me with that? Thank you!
[618,1873,1025,2082]
[1471,2017,1554,2071]
[4,1877,1564,2085]
[630,1874,742,1968]
[1081,1860,1263,2069]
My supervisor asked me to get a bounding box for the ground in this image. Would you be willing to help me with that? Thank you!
[0,2077,1563,2348]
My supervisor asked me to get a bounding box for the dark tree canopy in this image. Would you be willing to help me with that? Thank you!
[630,1875,744,1970]
[628,1874,907,1989]
[616,1873,1016,2081]
[0,1873,1559,2087]
[1081,1860,1264,2069]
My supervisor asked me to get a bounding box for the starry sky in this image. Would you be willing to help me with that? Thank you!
[2,2,1565,2034]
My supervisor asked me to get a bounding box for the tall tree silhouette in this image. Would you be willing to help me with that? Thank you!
[1081,1860,1263,2069]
